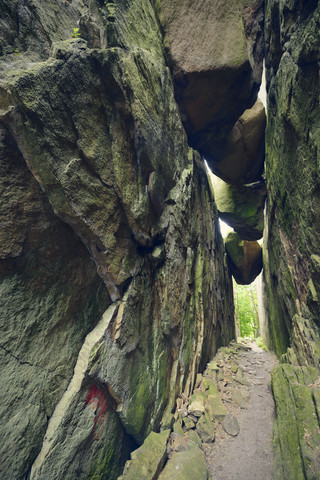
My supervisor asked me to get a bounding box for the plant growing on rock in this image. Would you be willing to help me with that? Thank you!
[71,27,80,38]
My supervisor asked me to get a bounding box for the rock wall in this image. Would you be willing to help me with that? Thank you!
[264,0,320,365]
[264,1,320,477]
[0,1,235,479]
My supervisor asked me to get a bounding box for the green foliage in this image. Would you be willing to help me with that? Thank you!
[234,280,259,338]
[71,28,80,38]
[256,336,268,351]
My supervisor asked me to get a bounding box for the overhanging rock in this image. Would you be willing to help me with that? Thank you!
[157,0,261,159]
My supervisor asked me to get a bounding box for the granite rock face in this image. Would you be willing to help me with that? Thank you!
[0,1,235,479]
[263,0,320,365]
[263,0,320,476]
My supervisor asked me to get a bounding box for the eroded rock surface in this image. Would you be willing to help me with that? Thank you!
[0,1,235,479]
[262,1,320,476]
[225,232,263,285]
[272,364,320,480]
[263,0,320,363]
[214,179,266,241]
[210,99,266,185]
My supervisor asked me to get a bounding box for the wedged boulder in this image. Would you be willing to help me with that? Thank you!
[0,1,236,479]
[207,99,266,185]
[214,178,266,240]
[157,0,260,157]
[225,232,263,285]
[118,430,170,480]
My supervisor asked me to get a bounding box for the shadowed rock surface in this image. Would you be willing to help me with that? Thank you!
[225,232,263,285]
[213,178,266,240]
[263,0,320,364]
[209,99,266,185]
[157,0,262,163]
[262,0,320,477]
[0,1,235,479]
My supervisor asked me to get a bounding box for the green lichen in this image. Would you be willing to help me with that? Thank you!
[271,364,320,480]
[87,443,116,480]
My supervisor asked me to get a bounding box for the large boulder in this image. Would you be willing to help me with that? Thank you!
[225,232,263,284]
[118,430,170,480]
[213,178,266,240]
[157,0,260,159]
[207,99,266,185]
[158,442,209,480]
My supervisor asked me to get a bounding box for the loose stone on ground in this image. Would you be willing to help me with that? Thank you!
[205,341,278,480]
[117,340,278,480]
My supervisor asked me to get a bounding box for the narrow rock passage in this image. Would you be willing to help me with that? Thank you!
[205,342,278,480]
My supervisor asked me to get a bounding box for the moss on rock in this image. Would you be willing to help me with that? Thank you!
[213,178,266,240]
[271,364,320,480]
[225,231,263,284]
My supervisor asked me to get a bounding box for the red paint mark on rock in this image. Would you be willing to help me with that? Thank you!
[86,384,108,439]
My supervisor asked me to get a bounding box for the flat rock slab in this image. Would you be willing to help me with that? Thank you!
[222,414,240,436]
[158,444,209,480]
[196,410,215,443]
[118,429,170,480]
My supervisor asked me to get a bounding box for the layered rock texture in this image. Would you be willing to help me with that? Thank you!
[3,0,320,479]
[0,1,237,479]
[263,0,320,368]
[262,0,320,477]
[118,341,254,480]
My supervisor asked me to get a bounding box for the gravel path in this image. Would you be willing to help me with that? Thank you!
[204,342,278,480]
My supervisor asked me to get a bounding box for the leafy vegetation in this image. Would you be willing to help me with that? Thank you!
[256,336,268,350]
[234,280,259,338]
[71,27,80,38]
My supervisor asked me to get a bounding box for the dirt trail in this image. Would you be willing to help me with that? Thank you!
[204,341,278,480]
